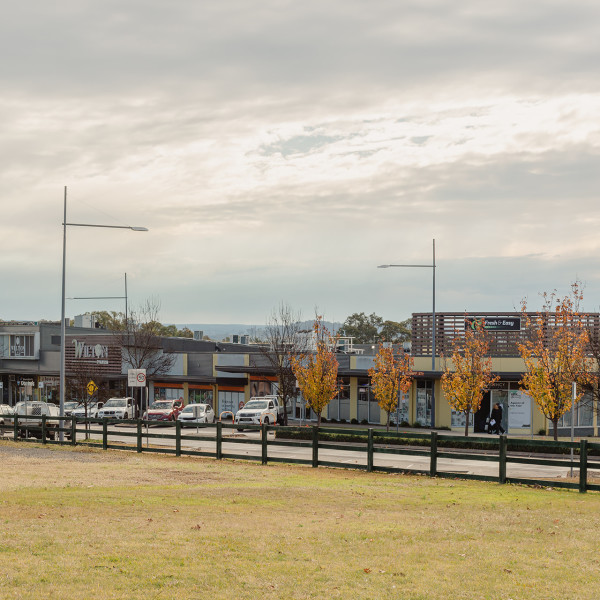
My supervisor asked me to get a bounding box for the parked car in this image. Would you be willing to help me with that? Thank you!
[0,404,14,427]
[13,401,60,440]
[178,403,215,426]
[71,401,104,419]
[235,398,279,430]
[64,401,82,417]
[144,399,184,423]
[97,397,135,420]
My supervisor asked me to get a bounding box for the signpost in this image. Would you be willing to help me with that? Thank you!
[128,369,147,420]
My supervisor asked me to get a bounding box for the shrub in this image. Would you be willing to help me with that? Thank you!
[400,420,410,427]
[350,418,358,425]
[360,419,369,425]
[340,419,347,424]
[412,421,422,428]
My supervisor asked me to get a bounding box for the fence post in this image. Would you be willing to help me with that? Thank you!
[137,419,142,453]
[175,420,181,457]
[312,426,319,468]
[13,413,18,441]
[71,417,76,446]
[367,428,374,472]
[102,419,108,451]
[499,434,507,484]
[579,439,588,494]
[430,431,438,477]
[41,415,47,444]
[216,421,223,460]
[261,423,268,465]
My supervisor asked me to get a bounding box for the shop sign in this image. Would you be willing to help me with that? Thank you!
[465,317,521,332]
[508,390,531,428]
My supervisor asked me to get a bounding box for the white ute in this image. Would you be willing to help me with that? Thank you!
[234,396,282,430]
[14,401,60,440]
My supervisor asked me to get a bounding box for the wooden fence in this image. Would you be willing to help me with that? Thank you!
[3,415,600,493]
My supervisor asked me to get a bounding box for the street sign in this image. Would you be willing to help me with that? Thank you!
[128,369,147,387]
[87,380,98,396]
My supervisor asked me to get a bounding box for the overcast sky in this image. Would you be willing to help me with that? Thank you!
[2,0,600,327]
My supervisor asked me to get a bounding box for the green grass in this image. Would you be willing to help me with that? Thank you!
[1,440,599,599]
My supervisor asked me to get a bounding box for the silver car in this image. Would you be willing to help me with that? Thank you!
[177,403,215,426]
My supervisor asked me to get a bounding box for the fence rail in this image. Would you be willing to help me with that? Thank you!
[1,415,597,493]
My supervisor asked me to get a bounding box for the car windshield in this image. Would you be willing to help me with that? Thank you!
[243,401,267,410]
[150,402,172,410]
[104,399,127,407]
[65,402,80,409]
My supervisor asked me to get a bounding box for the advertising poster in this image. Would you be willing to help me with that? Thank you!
[508,390,531,428]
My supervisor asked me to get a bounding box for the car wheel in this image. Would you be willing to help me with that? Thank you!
[264,417,270,426]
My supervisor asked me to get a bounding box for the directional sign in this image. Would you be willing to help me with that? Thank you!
[87,380,98,396]
[128,369,147,387]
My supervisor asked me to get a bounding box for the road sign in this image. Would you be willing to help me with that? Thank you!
[87,380,98,396]
[128,369,147,387]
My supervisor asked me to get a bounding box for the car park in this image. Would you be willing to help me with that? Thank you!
[234,398,279,430]
[177,403,215,426]
[97,397,135,420]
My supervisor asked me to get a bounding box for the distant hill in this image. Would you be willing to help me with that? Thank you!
[173,321,342,341]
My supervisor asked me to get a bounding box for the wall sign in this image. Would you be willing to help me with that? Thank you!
[465,317,521,332]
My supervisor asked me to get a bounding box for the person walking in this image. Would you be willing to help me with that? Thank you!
[490,403,505,434]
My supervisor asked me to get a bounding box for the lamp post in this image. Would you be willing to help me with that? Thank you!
[60,187,148,439]
[378,239,437,428]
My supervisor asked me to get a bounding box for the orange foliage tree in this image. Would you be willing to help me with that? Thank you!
[368,343,414,431]
[441,320,499,437]
[518,283,591,440]
[290,316,339,426]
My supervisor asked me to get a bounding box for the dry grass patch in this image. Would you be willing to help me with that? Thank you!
[1,441,599,599]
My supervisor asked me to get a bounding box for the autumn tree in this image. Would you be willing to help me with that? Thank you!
[441,320,499,437]
[116,300,177,417]
[291,316,339,426]
[250,303,310,425]
[518,283,591,440]
[368,343,414,431]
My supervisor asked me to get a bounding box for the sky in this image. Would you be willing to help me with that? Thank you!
[2,0,600,327]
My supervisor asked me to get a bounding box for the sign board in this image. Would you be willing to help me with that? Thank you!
[508,390,531,428]
[87,380,98,396]
[465,317,521,332]
[128,369,147,387]
[0,382,3,389]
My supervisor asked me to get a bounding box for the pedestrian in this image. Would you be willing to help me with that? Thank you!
[490,403,505,434]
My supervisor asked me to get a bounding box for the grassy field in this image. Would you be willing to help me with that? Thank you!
[1,441,599,599]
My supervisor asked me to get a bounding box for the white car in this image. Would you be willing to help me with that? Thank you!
[72,401,104,419]
[235,398,279,429]
[98,397,135,420]
[177,403,215,426]
[0,404,14,427]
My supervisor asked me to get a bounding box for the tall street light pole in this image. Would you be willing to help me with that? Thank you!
[378,239,437,428]
[60,187,148,439]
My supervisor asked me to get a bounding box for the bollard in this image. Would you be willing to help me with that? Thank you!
[312,426,319,468]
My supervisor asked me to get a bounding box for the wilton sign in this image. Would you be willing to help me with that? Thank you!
[65,335,121,374]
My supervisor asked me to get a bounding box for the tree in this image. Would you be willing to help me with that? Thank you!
[518,283,591,440]
[368,343,414,431]
[291,316,339,426]
[116,299,177,417]
[441,320,499,437]
[250,303,309,425]
[338,312,411,343]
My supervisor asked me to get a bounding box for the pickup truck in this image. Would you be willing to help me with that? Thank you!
[13,401,60,440]
[234,396,282,429]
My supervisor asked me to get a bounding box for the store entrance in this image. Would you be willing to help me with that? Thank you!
[474,391,491,433]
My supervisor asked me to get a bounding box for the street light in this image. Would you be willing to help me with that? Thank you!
[378,239,437,428]
[60,186,148,439]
